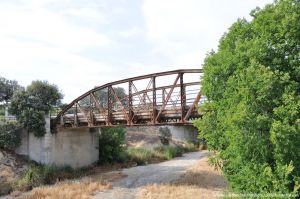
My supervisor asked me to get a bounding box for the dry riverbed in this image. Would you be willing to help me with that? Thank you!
[93,150,227,199]
[2,151,228,199]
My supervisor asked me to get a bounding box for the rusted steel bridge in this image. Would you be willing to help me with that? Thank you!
[54,69,203,128]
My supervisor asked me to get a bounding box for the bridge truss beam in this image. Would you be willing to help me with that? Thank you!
[53,69,203,129]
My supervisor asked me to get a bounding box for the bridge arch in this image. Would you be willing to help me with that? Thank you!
[54,69,203,128]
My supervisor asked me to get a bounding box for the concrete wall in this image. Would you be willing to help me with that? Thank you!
[16,116,99,168]
[126,125,198,142]
[16,117,197,168]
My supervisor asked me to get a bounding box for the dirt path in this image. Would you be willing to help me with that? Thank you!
[93,151,210,199]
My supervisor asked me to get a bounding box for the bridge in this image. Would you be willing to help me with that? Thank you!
[17,69,204,168]
[54,69,203,128]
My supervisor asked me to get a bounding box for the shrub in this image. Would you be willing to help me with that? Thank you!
[98,127,126,163]
[14,164,76,191]
[164,146,184,160]
[194,0,300,194]
[164,146,177,160]
[0,122,21,150]
[15,165,43,191]
[159,127,172,145]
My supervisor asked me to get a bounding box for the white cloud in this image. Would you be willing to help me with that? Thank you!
[62,7,108,22]
[0,8,110,52]
[119,26,143,38]
[142,0,273,67]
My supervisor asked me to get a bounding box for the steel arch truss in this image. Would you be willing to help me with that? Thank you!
[54,69,204,128]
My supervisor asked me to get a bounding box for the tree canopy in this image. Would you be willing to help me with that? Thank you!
[0,77,22,104]
[194,0,299,195]
[11,80,63,137]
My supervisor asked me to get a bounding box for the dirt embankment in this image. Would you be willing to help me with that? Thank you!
[0,151,28,195]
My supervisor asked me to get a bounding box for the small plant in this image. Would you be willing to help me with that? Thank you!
[159,127,172,145]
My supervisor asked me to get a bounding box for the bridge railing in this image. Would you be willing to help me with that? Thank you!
[54,69,204,128]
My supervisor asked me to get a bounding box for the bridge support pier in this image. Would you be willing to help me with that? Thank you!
[16,116,99,168]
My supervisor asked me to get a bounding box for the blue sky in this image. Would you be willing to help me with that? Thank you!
[0,0,273,102]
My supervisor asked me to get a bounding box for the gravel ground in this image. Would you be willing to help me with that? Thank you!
[94,151,208,199]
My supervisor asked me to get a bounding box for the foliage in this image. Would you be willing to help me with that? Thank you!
[0,105,4,116]
[0,77,22,104]
[98,127,126,163]
[10,81,63,137]
[126,145,187,165]
[159,127,172,145]
[14,164,79,191]
[163,145,183,160]
[0,121,21,150]
[193,0,300,195]
[207,151,223,171]
[26,80,63,112]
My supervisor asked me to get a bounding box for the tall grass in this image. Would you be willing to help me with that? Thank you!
[14,164,91,191]
[125,144,197,165]
[126,147,165,165]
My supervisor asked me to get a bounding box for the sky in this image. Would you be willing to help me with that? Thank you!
[0,0,273,103]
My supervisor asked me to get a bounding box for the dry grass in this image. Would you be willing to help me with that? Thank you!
[15,180,112,199]
[138,157,227,199]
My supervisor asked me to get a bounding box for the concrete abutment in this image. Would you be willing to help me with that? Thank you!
[16,117,198,168]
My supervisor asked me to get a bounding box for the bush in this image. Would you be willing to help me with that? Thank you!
[98,127,126,163]
[164,146,183,160]
[15,165,44,190]
[14,164,76,191]
[0,122,21,150]
[194,0,300,195]
[159,127,172,145]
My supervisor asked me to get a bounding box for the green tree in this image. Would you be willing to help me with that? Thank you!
[194,0,300,195]
[0,77,22,104]
[11,81,63,137]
